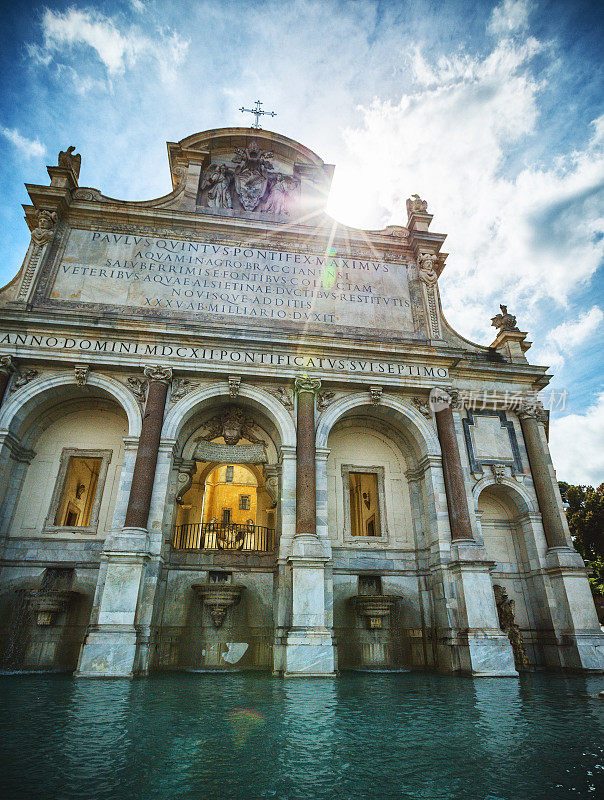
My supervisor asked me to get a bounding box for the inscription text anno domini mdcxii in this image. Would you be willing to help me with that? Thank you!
[49,230,414,331]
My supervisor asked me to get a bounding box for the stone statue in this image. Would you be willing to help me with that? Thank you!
[201,164,232,209]
[317,390,336,411]
[31,210,57,247]
[494,585,530,671]
[406,193,428,215]
[491,304,519,332]
[232,140,273,211]
[58,146,81,179]
[418,252,438,285]
[194,406,264,449]
[260,173,299,215]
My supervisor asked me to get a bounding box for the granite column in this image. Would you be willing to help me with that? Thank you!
[519,405,569,549]
[434,400,474,541]
[124,368,171,530]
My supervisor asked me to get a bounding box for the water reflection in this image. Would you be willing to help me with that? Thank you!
[0,672,602,800]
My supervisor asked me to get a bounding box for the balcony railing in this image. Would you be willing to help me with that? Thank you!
[171,522,276,552]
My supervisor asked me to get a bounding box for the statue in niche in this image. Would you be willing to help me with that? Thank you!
[193,406,264,449]
[58,146,81,179]
[200,163,232,209]
[494,584,530,671]
[491,304,519,332]
[232,140,274,211]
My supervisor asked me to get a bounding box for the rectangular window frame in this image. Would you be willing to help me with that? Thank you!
[44,448,113,535]
[341,464,388,544]
[239,494,251,511]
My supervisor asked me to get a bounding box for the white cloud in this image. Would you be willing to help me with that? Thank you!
[547,306,603,351]
[0,126,46,158]
[33,8,189,83]
[328,28,604,344]
[130,0,146,12]
[488,0,531,36]
[533,306,603,372]
[549,393,604,485]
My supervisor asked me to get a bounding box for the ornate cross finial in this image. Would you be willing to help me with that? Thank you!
[239,100,277,129]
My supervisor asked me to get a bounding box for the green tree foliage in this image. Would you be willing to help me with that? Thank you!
[558,482,604,596]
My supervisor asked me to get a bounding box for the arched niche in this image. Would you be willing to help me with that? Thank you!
[476,482,544,667]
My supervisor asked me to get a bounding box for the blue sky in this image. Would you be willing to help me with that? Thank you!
[0,0,602,483]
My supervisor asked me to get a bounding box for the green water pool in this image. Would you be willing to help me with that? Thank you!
[0,672,603,799]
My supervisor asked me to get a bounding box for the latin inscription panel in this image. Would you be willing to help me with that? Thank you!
[49,229,415,332]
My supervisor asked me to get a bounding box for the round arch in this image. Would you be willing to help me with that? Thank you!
[0,370,143,438]
[473,476,538,517]
[162,382,296,449]
[316,392,440,459]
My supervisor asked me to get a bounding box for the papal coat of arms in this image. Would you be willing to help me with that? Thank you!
[196,140,300,215]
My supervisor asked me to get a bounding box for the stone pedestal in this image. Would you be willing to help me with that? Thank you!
[77,367,171,677]
[450,541,518,676]
[545,547,604,672]
[284,537,336,676]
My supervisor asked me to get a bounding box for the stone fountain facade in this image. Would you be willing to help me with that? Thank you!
[0,128,602,677]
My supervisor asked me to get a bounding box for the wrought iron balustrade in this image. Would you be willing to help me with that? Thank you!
[171,522,276,552]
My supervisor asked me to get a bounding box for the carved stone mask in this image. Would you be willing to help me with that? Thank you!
[221,407,246,445]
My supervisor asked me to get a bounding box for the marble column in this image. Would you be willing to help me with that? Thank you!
[518,404,569,548]
[77,365,172,677]
[0,355,13,408]
[434,401,474,541]
[284,376,336,676]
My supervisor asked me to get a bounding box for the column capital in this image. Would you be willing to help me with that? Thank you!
[294,374,321,395]
[430,385,463,412]
[518,398,548,425]
[143,365,172,384]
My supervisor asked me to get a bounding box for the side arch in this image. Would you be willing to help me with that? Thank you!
[162,382,296,448]
[472,476,538,517]
[316,392,440,459]
[0,370,143,438]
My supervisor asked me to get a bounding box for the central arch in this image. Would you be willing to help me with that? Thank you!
[162,381,296,448]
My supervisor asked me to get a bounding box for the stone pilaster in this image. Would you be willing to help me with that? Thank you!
[76,365,172,678]
[283,376,336,676]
